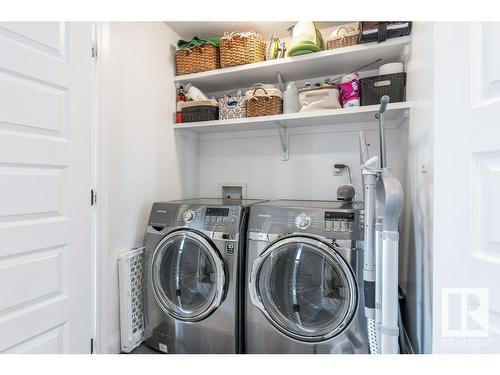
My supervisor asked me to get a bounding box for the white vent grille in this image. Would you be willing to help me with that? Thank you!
[118,247,145,353]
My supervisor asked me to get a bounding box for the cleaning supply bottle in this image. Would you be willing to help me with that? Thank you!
[339,73,361,108]
[283,81,300,114]
[176,85,186,123]
[184,83,208,101]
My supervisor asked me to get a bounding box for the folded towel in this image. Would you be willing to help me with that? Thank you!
[177,36,220,50]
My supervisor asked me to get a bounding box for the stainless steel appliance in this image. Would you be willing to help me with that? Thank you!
[144,198,266,354]
[245,199,369,353]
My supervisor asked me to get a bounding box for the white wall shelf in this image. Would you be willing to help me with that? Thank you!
[174,103,410,161]
[173,102,411,135]
[173,36,410,93]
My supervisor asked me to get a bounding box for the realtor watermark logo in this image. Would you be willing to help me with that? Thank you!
[441,288,492,350]
[442,288,489,337]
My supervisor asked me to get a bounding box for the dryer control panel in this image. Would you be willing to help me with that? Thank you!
[324,211,363,234]
[248,200,364,241]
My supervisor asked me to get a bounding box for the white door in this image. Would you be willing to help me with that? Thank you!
[0,22,93,353]
[433,22,500,353]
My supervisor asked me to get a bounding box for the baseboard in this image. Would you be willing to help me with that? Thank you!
[107,335,121,354]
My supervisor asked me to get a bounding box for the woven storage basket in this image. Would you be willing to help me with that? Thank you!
[181,100,219,122]
[246,88,283,118]
[220,32,266,68]
[175,44,220,75]
[327,24,360,50]
[360,72,406,106]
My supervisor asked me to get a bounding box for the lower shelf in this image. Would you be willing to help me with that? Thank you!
[173,102,411,134]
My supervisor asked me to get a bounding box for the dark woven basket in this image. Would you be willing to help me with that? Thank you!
[360,72,406,106]
[182,105,219,122]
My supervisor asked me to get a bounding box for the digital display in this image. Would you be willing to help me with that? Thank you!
[325,212,355,220]
[206,207,230,217]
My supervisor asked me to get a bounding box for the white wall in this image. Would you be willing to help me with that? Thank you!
[98,22,198,353]
[198,127,406,201]
[401,21,434,353]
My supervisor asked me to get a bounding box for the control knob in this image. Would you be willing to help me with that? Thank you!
[183,210,195,223]
[295,213,311,230]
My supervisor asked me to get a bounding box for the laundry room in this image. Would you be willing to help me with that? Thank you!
[99,20,416,355]
[1,1,500,373]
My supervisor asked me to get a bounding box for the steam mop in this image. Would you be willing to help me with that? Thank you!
[359,96,404,354]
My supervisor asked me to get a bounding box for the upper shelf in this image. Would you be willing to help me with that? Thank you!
[173,36,411,93]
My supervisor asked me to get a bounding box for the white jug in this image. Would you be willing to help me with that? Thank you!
[283,82,300,114]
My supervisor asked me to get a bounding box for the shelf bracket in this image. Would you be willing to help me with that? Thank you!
[276,122,289,161]
[395,107,411,128]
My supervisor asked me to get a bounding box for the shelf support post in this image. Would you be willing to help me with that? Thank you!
[276,122,289,161]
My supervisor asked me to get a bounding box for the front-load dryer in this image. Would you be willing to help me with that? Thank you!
[245,199,369,354]
[144,198,265,354]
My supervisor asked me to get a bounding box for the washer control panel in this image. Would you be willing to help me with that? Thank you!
[203,207,238,227]
[150,202,245,233]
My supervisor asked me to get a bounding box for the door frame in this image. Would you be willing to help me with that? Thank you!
[92,21,107,354]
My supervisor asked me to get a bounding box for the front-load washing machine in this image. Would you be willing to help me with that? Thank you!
[144,198,265,354]
[245,200,369,353]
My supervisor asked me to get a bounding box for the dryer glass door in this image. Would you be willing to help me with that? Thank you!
[251,236,357,342]
[151,230,225,321]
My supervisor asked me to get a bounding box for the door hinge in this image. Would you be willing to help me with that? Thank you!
[91,189,97,206]
[91,43,97,59]
[90,338,94,354]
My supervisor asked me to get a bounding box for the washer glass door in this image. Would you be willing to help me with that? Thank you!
[151,230,225,321]
[251,236,357,341]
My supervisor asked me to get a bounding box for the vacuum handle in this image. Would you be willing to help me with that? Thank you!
[376,95,390,169]
[376,95,390,117]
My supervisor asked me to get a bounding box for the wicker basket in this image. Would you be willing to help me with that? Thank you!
[220,32,266,68]
[181,100,219,122]
[246,88,283,118]
[175,44,220,75]
[327,24,360,50]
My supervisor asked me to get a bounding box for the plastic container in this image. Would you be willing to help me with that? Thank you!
[360,73,406,106]
[378,62,404,75]
[283,82,300,114]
